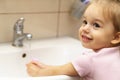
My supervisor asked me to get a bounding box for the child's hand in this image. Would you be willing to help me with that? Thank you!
[26,61,40,77]
[26,60,49,77]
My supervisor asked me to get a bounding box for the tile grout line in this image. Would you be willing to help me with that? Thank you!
[0,11,68,15]
[56,0,61,38]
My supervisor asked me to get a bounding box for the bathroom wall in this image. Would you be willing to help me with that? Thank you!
[0,0,80,43]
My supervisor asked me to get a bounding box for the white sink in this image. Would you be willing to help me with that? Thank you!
[0,37,85,80]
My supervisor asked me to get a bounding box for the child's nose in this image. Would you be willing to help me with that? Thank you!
[82,24,91,33]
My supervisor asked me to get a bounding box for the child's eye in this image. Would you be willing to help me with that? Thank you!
[93,23,100,28]
[82,20,87,25]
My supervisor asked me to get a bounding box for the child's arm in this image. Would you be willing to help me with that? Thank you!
[26,61,78,77]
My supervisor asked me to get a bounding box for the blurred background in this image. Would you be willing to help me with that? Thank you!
[0,0,88,43]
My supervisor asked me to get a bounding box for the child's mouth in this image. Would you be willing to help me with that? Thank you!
[81,35,93,42]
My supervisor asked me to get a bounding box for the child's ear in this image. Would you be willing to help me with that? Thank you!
[111,32,120,44]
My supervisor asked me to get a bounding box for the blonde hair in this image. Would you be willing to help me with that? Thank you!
[91,0,120,32]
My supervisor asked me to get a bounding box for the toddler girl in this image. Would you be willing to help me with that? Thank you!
[26,0,120,80]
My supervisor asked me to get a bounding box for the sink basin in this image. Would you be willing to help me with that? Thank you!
[0,37,85,80]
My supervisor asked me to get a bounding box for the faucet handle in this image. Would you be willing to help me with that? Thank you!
[14,17,25,30]
[16,17,24,24]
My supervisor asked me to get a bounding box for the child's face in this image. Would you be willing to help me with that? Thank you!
[79,3,116,50]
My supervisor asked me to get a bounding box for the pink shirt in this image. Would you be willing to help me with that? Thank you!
[72,46,120,80]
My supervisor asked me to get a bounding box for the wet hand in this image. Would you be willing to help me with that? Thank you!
[26,62,41,77]
[26,61,52,76]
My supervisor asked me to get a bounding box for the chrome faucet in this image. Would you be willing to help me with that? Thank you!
[12,17,32,47]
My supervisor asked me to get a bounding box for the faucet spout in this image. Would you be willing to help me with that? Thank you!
[12,17,32,47]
